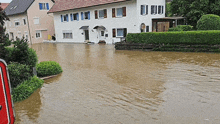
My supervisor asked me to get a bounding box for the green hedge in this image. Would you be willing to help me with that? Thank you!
[197,14,220,30]
[36,61,63,77]
[168,25,193,31]
[12,76,44,102]
[8,62,32,88]
[126,31,220,45]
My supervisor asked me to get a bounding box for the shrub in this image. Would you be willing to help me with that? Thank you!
[36,61,63,77]
[12,76,44,102]
[197,14,220,30]
[27,48,38,68]
[168,25,193,31]
[126,30,220,45]
[8,62,32,88]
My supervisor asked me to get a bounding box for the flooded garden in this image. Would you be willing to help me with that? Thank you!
[14,43,220,123]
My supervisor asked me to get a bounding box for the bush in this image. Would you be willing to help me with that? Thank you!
[8,62,32,88]
[12,76,44,102]
[27,48,38,68]
[168,25,193,31]
[36,61,63,77]
[197,14,220,30]
[126,30,220,45]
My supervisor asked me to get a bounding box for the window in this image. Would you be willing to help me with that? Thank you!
[112,7,126,18]
[39,3,49,10]
[61,14,69,22]
[146,26,149,32]
[63,30,73,39]
[117,8,123,17]
[141,5,148,15]
[99,10,104,18]
[70,13,79,21]
[158,5,164,14]
[36,31,41,38]
[95,9,107,19]
[23,19,26,25]
[81,11,90,20]
[151,5,157,14]
[112,28,127,37]
[25,32,28,40]
[14,20,20,26]
[34,18,39,24]
[101,31,104,36]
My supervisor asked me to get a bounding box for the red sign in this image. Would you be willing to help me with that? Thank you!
[0,59,15,124]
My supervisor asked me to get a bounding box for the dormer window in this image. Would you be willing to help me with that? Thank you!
[39,3,49,10]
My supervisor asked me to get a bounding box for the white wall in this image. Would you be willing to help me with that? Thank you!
[53,0,165,44]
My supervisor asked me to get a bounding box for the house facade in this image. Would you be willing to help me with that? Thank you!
[49,0,165,44]
[4,0,55,44]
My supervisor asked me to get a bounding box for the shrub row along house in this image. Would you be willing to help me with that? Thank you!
[4,0,55,44]
[48,0,166,44]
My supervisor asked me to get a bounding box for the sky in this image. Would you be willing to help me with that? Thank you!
[0,0,12,3]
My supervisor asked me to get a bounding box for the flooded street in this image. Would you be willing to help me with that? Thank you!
[14,43,220,124]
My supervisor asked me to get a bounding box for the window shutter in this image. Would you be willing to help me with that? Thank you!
[123,28,127,37]
[122,7,126,17]
[81,12,84,20]
[46,3,49,10]
[162,6,164,14]
[61,15,63,22]
[112,8,115,18]
[146,5,148,14]
[39,3,42,10]
[95,10,98,19]
[155,6,157,14]
[146,26,149,32]
[88,11,90,20]
[77,13,79,21]
[70,14,73,21]
[112,29,116,37]
[104,9,107,18]
[141,5,144,15]
[66,14,69,22]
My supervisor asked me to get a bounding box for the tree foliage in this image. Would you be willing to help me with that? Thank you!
[170,0,220,29]
[0,5,10,59]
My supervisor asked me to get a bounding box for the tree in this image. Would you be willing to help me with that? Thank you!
[0,4,10,60]
[170,0,220,29]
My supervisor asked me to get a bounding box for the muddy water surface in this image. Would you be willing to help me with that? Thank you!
[14,43,220,123]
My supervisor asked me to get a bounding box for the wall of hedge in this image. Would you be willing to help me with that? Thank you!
[126,31,220,45]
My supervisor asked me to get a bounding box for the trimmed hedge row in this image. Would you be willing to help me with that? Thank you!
[12,76,44,102]
[126,31,220,45]
[36,61,63,77]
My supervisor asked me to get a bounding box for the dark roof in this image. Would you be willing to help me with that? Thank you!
[48,0,129,13]
[0,3,10,10]
[152,17,186,20]
[4,0,35,16]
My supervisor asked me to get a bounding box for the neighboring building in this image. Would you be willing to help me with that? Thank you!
[48,0,166,44]
[4,0,55,44]
[0,3,9,11]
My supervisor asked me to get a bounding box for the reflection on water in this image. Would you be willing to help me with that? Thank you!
[15,43,220,123]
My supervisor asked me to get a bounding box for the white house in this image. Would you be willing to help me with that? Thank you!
[48,0,165,44]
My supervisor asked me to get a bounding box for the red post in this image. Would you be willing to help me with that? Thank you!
[0,59,15,124]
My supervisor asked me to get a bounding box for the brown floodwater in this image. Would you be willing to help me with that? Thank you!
[14,43,220,124]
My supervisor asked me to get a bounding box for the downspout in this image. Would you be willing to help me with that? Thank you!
[26,12,32,45]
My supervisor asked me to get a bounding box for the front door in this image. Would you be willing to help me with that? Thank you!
[84,30,89,41]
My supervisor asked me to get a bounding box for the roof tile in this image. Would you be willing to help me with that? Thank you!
[48,0,128,13]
